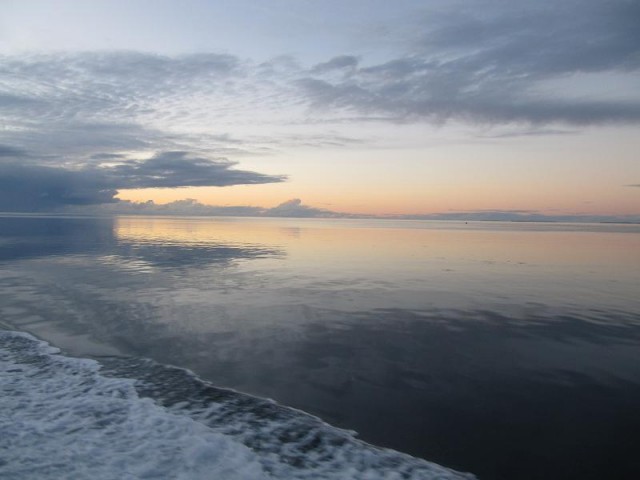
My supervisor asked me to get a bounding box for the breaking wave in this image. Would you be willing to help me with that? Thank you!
[0,330,474,479]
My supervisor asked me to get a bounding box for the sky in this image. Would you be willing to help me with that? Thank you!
[1,0,639,220]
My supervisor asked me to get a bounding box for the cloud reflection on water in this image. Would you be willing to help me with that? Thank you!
[0,215,284,269]
[0,215,639,480]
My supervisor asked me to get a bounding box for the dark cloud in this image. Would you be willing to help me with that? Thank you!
[296,0,640,125]
[421,1,640,75]
[0,163,118,211]
[0,152,285,212]
[107,151,286,188]
[0,145,28,157]
[0,52,290,211]
[296,69,640,125]
[1,120,164,162]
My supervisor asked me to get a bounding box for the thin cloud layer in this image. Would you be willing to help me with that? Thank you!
[62,198,640,224]
[264,198,333,218]
[0,52,250,161]
[65,198,342,219]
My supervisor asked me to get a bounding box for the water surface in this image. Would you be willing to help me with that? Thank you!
[1,215,639,479]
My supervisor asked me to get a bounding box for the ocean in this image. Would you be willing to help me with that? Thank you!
[1,215,639,479]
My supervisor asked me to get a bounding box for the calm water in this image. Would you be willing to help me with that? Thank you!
[1,215,639,479]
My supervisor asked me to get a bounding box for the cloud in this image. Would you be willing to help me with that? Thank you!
[67,198,266,217]
[265,198,334,218]
[0,52,253,162]
[90,153,128,160]
[477,128,576,139]
[397,209,640,224]
[295,0,640,125]
[62,199,640,224]
[0,163,118,211]
[1,16,637,172]
[0,153,284,211]
[312,55,359,73]
[1,4,639,211]
[0,145,28,158]
[106,151,285,188]
[419,0,640,76]
[64,198,346,219]
[0,52,293,211]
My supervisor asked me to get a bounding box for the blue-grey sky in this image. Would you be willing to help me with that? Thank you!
[1,0,639,219]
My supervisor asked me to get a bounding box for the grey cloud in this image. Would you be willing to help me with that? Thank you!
[67,198,346,219]
[108,151,286,189]
[1,51,360,167]
[2,51,240,93]
[421,1,640,75]
[1,121,164,163]
[0,163,118,211]
[3,20,637,171]
[90,153,128,160]
[295,78,371,109]
[478,128,576,139]
[44,122,154,153]
[0,52,249,162]
[265,198,333,218]
[0,92,46,111]
[64,199,640,224]
[0,145,28,157]
[296,0,640,125]
[264,132,365,148]
[297,66,640,125]
[78,51,240,77]
[0,51,290,211]
[312,55,359,73]
[73,199,266,217]
[0,152,284,211]
[258,55,302,76]
[397,210,640,224]
[1,5,639,213]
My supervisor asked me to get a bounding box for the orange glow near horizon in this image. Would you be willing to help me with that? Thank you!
[114,126,640,217]
[115,183,640,217]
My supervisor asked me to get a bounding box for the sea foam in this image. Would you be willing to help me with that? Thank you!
[0,330,474,480]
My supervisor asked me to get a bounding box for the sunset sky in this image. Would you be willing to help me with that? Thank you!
[1,0,639,219]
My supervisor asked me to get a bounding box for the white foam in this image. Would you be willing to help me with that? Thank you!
[0,331,267,480]
[0,330,475,480]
